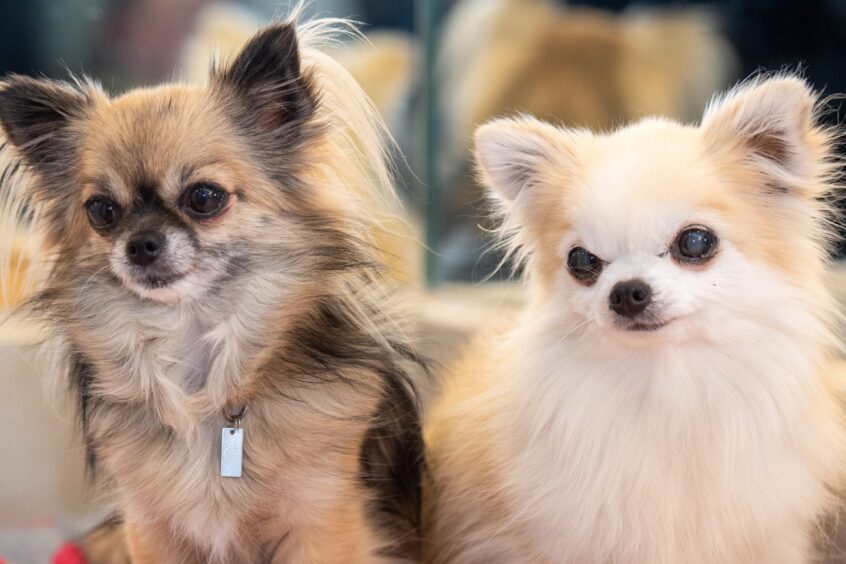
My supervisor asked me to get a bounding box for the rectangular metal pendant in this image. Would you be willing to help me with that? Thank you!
[220,427,244,478]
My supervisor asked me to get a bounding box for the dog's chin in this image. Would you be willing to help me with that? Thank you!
[121,271,206,304]
[606,316,690,346]
[619,319,674,332]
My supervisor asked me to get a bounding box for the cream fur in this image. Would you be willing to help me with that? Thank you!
[425,76,846,563]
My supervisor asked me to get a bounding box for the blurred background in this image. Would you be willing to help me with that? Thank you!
[1,0,846,560]
[1,0,845,285]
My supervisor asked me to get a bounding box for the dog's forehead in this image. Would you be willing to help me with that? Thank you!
[567,121,719,256]
[80,86,233,201]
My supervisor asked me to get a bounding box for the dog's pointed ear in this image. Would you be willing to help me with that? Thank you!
[701,76,825,194]
[0,76,93,172]
[474,117,568,205]
[213,22,317,133]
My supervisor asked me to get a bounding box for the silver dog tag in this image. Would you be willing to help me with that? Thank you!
[221,427,244,478]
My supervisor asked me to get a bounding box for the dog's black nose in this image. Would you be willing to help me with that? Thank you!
[609,279,652,318]
[126,231,165,266]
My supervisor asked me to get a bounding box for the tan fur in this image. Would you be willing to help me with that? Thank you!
[77,516,130,564]
[423,319,535,561]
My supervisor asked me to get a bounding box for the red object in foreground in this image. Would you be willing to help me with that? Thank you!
[53,542,87,564]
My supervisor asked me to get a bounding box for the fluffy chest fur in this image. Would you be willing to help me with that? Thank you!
[89,376,376,560]
[50,271,417,562]
[492,319,844,563]
[62,269,289,432]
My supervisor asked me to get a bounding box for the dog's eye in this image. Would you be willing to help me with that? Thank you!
[672,227,718,264]
[86,198,118,230]
[184,183,227,218]
[567,247,603,284]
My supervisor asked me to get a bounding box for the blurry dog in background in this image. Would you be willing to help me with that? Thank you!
[0,13,424,564]
[425,76,846,562]
[441,0,738,148]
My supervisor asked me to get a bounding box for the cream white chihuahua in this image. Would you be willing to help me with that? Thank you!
[425,76,846,563]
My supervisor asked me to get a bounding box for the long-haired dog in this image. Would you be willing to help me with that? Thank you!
[424,76,846,563]
[0,14,424,564]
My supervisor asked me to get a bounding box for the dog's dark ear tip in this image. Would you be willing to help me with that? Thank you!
[213,21,317,135]
[214,21,303,91]
[0,77,91,171]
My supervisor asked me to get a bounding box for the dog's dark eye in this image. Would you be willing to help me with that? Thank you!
[567,247,603,284]
[184,184,227,218]
[86,198,118,230]
[672,227,718,264]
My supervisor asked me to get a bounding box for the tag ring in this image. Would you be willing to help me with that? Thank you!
[223,404,247,428]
